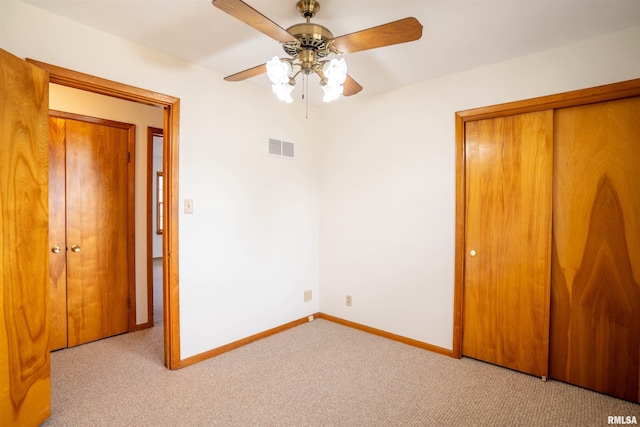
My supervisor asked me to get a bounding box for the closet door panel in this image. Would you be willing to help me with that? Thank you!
[48,117,68,351]
[463,110,553,378]
[65,119,130,347]
[550,97,640,402]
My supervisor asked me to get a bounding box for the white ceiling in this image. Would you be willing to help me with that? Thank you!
[23,0,640,106]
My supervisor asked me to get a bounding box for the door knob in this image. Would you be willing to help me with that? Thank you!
[469,249,477,257]
[51,245,62,253]
[71,244,81,253]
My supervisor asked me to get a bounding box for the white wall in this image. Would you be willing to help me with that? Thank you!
[1,0,321,359]
[3,0,639,359]
[319,25,640,349]
[48,84,163,326]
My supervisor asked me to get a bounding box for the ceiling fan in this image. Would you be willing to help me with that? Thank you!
[211,0,423,103]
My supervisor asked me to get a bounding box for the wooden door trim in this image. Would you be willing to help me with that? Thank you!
[141,126,164,331]
[126,126,137,332]
[453,77,640,359]
[29,59,182,370]
[456,78,640,122]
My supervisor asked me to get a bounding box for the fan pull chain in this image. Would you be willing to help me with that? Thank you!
[304,73,309,119]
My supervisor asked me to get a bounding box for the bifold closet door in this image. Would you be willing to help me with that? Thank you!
[49,115,130,350]
[550,96,640,403]
[462,110,553,378]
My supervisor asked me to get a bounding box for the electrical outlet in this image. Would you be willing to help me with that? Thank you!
[304,289,312,302]
[346,295,352,307]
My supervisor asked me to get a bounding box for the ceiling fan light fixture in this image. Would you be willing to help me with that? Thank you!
[323,58,347,86]
[213,0,423,104]
[266,53,347,103]
[272,81,295,103]
[266,56,291,85]
[321,81,343,103]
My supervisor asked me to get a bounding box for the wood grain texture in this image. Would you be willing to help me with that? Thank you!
[163,99,181,369]
[26,59,179,106]
[455,78,640,122]
[0,48,51,426]
[65,119,130,347]
[126,125,136,332]
[452,113,466,359]
[343,74,363,97]
[331,17,423,54]
[462,111,553,378]
[211,0,296,42]
[223,63,266,82]
[48,117,68,351]
[454,79,640,361]
[550,97,640,403]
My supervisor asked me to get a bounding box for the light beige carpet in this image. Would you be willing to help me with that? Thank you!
[42,319,639,426]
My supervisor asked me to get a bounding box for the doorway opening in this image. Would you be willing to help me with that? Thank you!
[28,59,182,369]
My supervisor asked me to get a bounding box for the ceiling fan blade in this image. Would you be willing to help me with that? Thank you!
[212,0,296,42]
[331,17,423,54]
[343,75,363,97]
[224,63,267,82]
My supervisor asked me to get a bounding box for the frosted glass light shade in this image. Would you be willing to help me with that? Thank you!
[323,58,347,86]
[272,82,295,103]
[266,56,291,85]
[321,82,343,103]
[265,56,348,103]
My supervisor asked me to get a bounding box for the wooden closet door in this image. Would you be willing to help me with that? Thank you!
[550,97,640,402]
[49,114,133,349]
[65,118,130,347]
[463,111,553,378]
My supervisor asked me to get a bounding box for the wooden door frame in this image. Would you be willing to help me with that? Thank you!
[27,59,182,369]
[144,126,164,329]
[453,78,640,359]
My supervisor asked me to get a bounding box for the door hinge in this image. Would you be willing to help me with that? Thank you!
[127,152,131,163]
[127,297,131,308]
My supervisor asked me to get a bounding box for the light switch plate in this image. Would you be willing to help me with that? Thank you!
[184,199,193,214]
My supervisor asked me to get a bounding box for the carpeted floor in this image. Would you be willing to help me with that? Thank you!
[41,317,639,427]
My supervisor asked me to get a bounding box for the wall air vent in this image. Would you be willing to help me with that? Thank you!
[267,138,295,159]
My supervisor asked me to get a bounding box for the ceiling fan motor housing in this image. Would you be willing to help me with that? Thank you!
[283,23,334,59]
[284,0,337,64]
